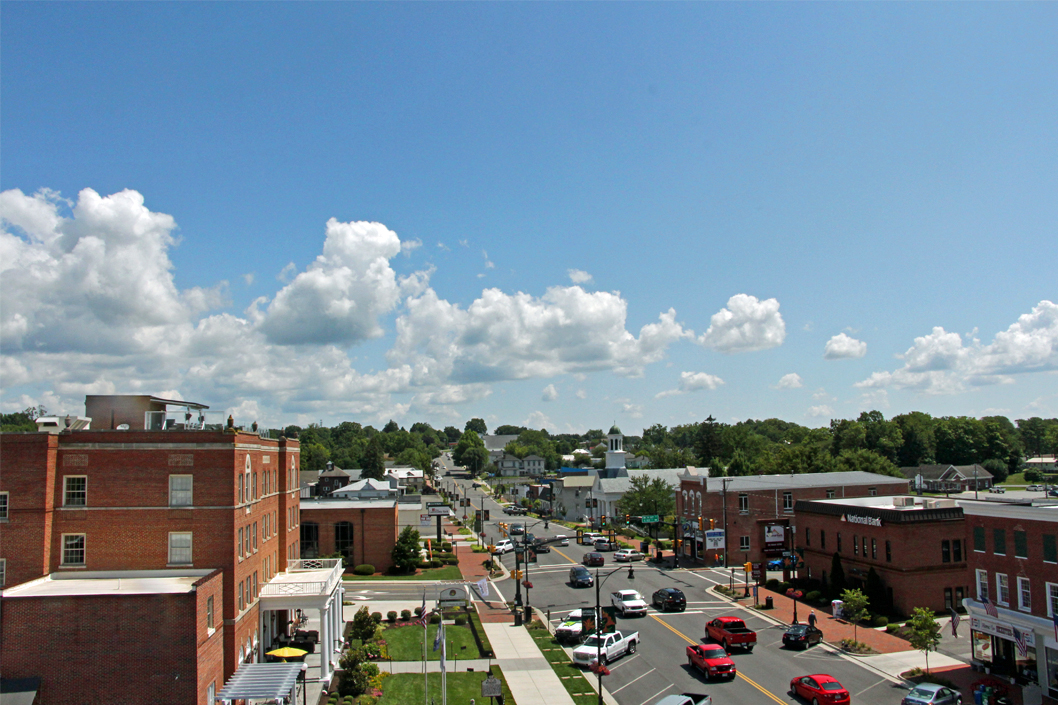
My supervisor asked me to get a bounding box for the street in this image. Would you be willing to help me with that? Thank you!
[442,470,923,705]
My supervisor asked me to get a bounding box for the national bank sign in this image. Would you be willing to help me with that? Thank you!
[842,514,882,527]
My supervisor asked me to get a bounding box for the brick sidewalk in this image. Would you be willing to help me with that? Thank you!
[455,543,514,624]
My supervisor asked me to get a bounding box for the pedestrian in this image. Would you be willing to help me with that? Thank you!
[808,610,817,628]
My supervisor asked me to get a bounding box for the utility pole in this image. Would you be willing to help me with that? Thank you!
[463,486,468,520]
[721,477,731,569]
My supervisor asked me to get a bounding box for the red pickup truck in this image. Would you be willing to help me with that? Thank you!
[686,644,736,680]
[705,616,756,652]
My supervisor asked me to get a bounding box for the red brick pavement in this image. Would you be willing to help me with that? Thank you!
[454,542,514,624]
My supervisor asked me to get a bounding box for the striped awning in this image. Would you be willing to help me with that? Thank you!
[216,662,302,702]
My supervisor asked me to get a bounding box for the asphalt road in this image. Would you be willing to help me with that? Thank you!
[443,470,920,705]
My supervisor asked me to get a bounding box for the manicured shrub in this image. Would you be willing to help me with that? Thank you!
[387,611,398,623]
[440,541,453,551]
[454,614,468,626]
[418,560,432,569]
[805,590,822,603]
[353,564,375,575]
[765,579,779,591]
[401,609,412,621]
[430,559,443,568]
[873,615,889,628]
[371,612,382,624]
[429,613,441,624]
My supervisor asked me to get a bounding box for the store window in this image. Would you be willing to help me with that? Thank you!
[977,569,989,600]
[63,476,87,507]
[1015,531,1028,559]
[953,539,963,562]
[886,540,891,562]
[1047,583,1058,617]
[974,526,986,552]
[826,489,836,499]
[1047,647,1058,699]
[994,528,1007,556]
[853,535,859,556]
[972,629,992,664]
[739,535,750,551]
[868,487,877,496]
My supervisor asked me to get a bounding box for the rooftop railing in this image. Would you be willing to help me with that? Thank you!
[260,558,343,598]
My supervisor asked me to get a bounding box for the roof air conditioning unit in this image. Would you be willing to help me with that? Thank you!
[893,496,915,507]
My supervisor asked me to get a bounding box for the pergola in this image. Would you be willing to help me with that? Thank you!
[258,558,346,682]
[215,662,303,703]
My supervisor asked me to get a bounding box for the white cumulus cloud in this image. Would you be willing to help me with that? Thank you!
[807,405,834,418]
[824,333,867,360]
[856,301,1058,395]
[542,384,558,402]
[655,371,725,398]
[775,373,804,389]
[699,294,785,353]
[568,269,593,284]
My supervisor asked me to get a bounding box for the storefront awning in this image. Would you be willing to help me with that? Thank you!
[216,662,302,702]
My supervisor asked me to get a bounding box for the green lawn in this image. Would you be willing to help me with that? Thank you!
[343,565,464,581]
[376,667,514,705]
[525,623,599,705]
[382,622,480,661]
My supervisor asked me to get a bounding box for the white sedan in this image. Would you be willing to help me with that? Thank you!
[614,549,643,562]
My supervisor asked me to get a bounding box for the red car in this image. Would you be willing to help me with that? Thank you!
[789,674,850,705]
[686,644,736,680]
[583,552,605,567]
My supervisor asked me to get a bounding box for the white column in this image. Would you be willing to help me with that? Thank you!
[257,606,266,661]
[319,601,332,682]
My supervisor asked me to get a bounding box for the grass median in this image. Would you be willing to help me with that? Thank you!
[376,666,514,705]
[383,622,481,661]
[525,621,599,705]
[343,565,464,581]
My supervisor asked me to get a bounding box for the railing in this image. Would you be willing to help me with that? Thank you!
[260,558,343,598]
[144,410,209,431]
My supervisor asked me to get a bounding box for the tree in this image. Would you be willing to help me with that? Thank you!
[494,424,527,435]
[906,606,942,673]
[302,442,331,472]
[360,436,386,480]
[694,416,724,468]
[726,449,754,476]
[834,448,903,477]
[981,458,1009,484]
[830,553,847,597]
[462,446,490,476]
[443,426,462,444]
[465,418,487,435]
[616,475,676,519]
[893,411,936,467]
[349,606,378,642]
[453,430,485,467]
[840,588,870,643]
[382,419,400,433]
[391,526,422,573]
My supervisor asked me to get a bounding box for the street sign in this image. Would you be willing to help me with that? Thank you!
[428,505,451,516]
[420,514,432,526]
[640,514,660,524]
[427,501,447,507]
[481,675,503,698]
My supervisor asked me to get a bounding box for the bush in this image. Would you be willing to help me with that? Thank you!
[430,559,443,568]
[776,581,791,594]
[353,564,375,576]
[418,560,432,569]
[387,611,398,623]
[805,591,822,603]
[440,541,453,551]
[873,615,889,628]
[371,612,382,624]
[765,579,779,591]
[429,613,441,624]
[454,614,468,626]
[400,609,411,621]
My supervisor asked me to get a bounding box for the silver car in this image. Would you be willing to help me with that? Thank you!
[901,683,961,705]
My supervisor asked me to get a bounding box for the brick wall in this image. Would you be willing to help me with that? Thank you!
[965,510,1058,619]
[301,504,398,573]
[0,434,56,587]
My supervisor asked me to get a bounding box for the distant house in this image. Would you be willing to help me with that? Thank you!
[317,463,355,495]
[482,434,519,465]
[384,466,425,494]
[332,477,400,500]
[496,452,546,477]
[899,464,993,493]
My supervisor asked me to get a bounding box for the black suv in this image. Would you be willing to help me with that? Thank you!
[569,565,594,588]
[651,587,686,612]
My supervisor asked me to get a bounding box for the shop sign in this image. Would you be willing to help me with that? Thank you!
[420,514,432,526]
[705,530,725,550]
[842,514,882,527]
[764,525,785,551]
[428,505,451,516]
[971,615,1036,647]
[438,586,468,607]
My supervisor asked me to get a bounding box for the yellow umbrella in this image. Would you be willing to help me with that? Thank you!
[267,646,308,660]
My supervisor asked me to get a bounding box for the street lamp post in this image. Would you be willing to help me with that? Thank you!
[592,565,636,705]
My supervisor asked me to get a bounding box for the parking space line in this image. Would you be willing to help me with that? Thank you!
[649,615,787,705]
[607,654,641,671]
[610,667,656,694]
[636,684,673,705]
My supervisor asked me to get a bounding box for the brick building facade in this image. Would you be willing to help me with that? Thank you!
[299,498,399,573]
[0,396,302,705]
[794,496,970,615]
[961,501,1058,698]
[676,470,909,567]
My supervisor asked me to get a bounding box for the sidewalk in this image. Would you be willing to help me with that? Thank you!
[483,622,577,705]
[455,542,514,624]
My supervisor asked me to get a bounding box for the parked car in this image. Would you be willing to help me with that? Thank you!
[492,539,514,555]
[989,486,1006,494]
[767,559,785,570]
[652,587,687,612]
[510,523,525,535]
[1028,484,1044,491]
[569,565,594,587]
[611,589,648,617]
[789,674,849,705]
[580,532,602,546]
[782,624,823,649]
[593,539,618,552]
[686,644,736,680]
[706,616,756,652]
[614,549,643,562]
[555,535,570,546]
[900,682,962,705]
[654,695,712,705]
[1049,488,1058,498]
[583,552,605,567]
[571,630,639,668]
[555,608,592,643]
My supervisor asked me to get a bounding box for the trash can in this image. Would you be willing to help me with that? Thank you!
[765,596,774,609]
[656,551,664,563]
[640,541,648,553]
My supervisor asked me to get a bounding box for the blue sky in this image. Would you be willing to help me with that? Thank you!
[2,2,1056,433]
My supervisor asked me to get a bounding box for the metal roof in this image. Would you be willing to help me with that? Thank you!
[216,662,302,702]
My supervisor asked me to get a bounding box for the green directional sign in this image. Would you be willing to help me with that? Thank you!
[640,514,660,524]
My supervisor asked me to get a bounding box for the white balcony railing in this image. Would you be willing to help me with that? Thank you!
[260,558,343,598]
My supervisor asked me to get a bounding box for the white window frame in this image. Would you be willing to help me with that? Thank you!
[168,531,193,566]
[0,558,6,587]
[738,494,749,513]
[826,489,836,499]
[61,533,86,566]
[1018,577,1031,612]
[783,492,793,512]
[976,569,989,601]
[207,683,215,704]
[63,475,87,507]
[739,535,750,551]
[996,573,1009,606]
[1047,582,1058,618]
[0,491,8,520]
[238,527,244,559]
[868,487,877,496]
[169,474,193,507]
[207,595,215,634]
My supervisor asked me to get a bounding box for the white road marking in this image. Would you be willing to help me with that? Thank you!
[606,654,641,671]
[611,667,657,694]
[637,684,674,705]
[854,678,889,697]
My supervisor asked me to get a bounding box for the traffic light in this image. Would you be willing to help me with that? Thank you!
[743,562,752,573]
[698,516,704,531]
[484,509,490,521]
[625,513,630,525]
[709,518,715,530]
[675,539,681,550]
[600,514,607,527]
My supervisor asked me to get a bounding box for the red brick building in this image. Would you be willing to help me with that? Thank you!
[794,496,970,615]
[676,470,909,567]
[0,395,313,704]
[961,501,1058,698]
[299,498,399,573]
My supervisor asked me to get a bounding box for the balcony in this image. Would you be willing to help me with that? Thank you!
[144,410,213,431]
[260,559,343,599]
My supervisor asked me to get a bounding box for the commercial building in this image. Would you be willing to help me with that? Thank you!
[0,395,347,704]
[677,470,909,567]
[298,498,399,572]
[961,500,1058,697]
[794,496,970,615]
[900,464,993,493]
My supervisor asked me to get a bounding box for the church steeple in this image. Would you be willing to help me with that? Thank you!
[605,425,626,469]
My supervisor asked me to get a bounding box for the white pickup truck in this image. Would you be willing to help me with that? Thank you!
[572,630,639,667]
[554,609,592,643]
[654,694,712,705]
[611,589,648,617]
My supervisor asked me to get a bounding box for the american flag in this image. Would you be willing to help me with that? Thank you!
[1012,626,1028,657]
[982,597,999,619]
[949,608,961,638]
[417,591,429,627]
